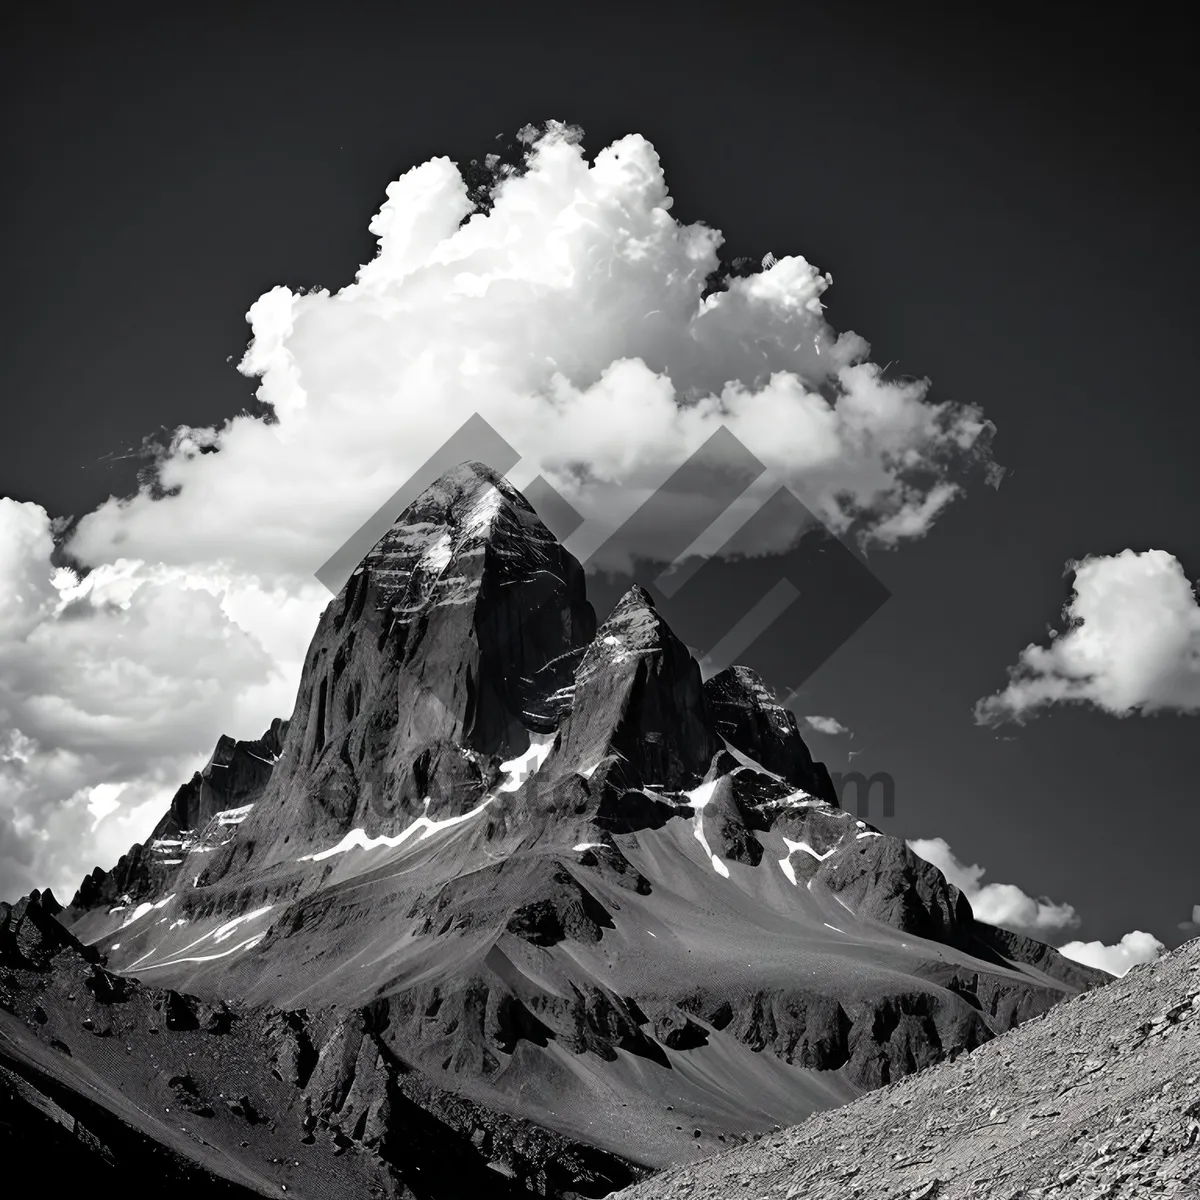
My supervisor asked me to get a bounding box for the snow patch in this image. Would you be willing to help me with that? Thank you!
[299,797,493,862]
[856,831,882,840]
[215,804,254,826]
[212,905,275,944]
[685,779,731,879]
[120,891,175,928]
[497,732,555,793]
[573,842,606,852]
[135,933,267,970]
[420,531,454,574]
[783,837,839,863]
[460,485,504,540]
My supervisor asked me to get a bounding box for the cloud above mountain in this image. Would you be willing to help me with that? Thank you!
[69,120,994,581]
[976,549,1200,725]
[0,121,1000,901]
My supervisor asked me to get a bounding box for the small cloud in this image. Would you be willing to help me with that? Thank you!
[908,837,1080,937]
[976,549,1200,725]
[1058,931,1165,977]
[984,462,1008,490]
[804,714,850,736]
[1178,903,1200,934]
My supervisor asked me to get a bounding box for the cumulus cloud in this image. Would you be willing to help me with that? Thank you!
[804,715,851,736]
[2,121,997,900]
[1057,931,1165,977]
[910,836,1167,976]
[976,549,1200,725]
[69,121,993,584]
[0,499,323,901]
[907,836,1081,936]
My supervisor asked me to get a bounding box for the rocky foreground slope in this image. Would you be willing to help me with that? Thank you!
[3,462,1119,1195]
[615,938,1200,1200]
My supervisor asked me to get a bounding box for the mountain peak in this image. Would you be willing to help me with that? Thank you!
[704,665,837,802]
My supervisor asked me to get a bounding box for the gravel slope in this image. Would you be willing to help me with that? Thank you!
[616,938,1200,1200]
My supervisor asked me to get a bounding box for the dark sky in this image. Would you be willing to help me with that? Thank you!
[3,2,1197,947]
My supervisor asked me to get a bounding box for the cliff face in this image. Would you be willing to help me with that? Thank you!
[196,462,597,886]
[31,462,1112,1195]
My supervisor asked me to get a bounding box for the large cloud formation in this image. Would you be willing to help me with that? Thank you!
[69,121,993,579]
[976,549,1200,724]
[2,121,996,901]
[909,836,1164,977]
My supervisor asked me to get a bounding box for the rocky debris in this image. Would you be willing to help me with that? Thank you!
[289,1004,648,1192]
[0,890,98,971]
[265,1010,318,1087]
[504,868,615,946]
[168,1073,216,1117]
[1,910,641,1197]
[615,938,1200,1200]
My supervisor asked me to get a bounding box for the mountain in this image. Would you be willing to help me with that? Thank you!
[5,462,1113,1197]
[613,937,1200,1199]
[67,720,289,929]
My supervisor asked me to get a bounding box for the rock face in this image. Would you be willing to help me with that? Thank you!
[613,938,1200,1200]
[704,665,838,804]
[196,462,596,884]
[28,462,1116,1196]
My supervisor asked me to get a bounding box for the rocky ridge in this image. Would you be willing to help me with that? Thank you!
[614,937,1200,1200]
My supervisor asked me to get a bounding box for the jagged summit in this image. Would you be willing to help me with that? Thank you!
[542,582,719,794]
[187,460,596,883]
[704,665,838,804]
[68,720,289,920]
[356,460,552,616]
